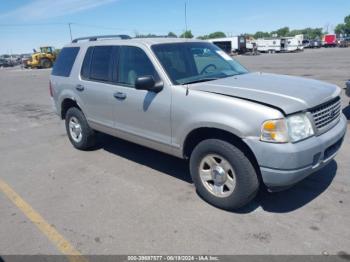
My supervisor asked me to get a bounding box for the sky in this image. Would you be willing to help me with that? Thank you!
[0,0,349,54]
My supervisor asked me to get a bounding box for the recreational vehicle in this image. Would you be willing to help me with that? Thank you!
[255,38,282,53]
[282,34,304,52]
[256,35,304,53]
[208,36,246,54]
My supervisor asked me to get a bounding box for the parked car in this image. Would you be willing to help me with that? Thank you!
[338,38,350,48]
[0,54,20,66]
[0,58,13,67]
[302,39,311,48]
[303,39,322,48]
[50,36,347,210]
[346,80,350,97]
[20,54,32,68]
[0,59,6,67]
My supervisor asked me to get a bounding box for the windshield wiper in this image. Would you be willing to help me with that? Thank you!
[182,78,219,85]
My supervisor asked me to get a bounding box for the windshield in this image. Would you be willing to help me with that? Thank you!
[40,47,53,53]
[152,42,248,85]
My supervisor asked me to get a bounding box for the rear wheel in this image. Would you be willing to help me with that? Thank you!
[65,107,96,150]
[189,139,259,210]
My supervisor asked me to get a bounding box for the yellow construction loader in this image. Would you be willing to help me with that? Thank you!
[26,46,57,69]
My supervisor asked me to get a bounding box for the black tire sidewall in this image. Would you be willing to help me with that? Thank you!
[65,107,95,150]
[41,59,52,68]
[190,139,259,210]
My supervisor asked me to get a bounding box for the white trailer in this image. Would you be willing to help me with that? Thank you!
[208,36,246,54]
[255,38,282,53]
[245,39,256,50]
[256,34,304,53]
[282,34,304,52]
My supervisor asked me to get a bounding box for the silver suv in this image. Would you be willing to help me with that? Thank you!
[50,35,347,210]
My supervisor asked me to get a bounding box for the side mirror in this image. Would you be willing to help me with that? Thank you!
[135,76,163,93]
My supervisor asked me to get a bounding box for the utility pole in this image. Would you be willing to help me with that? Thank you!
[68,23,73,41]
[184,1,188,37]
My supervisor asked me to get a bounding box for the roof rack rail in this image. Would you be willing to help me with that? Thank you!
[72,35,131,43]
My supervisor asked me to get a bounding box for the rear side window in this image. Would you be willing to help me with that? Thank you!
[81,47,93,79]
[52,47,79,77]
[90,46,113,81]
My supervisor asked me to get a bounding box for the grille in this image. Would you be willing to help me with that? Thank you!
[310,97,341,131]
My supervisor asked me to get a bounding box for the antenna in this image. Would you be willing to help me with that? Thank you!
[68,23,73,41]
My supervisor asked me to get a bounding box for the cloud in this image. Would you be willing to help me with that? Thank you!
[0,0,117,21]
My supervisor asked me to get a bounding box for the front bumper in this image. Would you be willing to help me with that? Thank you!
[244,114,347,190]
[27,59,39,67]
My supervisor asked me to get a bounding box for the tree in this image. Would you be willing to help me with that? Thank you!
[208,31,226,39]
[253,31,270,39]
[196,35,208,40]
[167,32,177,38]
[180,30,193,39]
[343,15,350,35]
[287,29,303,37]
[345,15,350,25]
[197,31,226,40]
[274,27,289,37]
[335,24,346,35]
[335,14,350,36]
[293,28,323,39]
[135,33,158,38]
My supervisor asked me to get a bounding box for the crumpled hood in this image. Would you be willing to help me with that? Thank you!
[190,72,340,114]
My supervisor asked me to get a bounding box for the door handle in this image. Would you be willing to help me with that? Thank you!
[113,92,127,100]
[75,84,85,92]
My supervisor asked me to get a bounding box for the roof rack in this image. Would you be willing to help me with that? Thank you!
[72,35,131,43]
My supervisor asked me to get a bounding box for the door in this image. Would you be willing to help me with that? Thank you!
[281,39,286,51]
[111,46,172,147]
[78,46,117,128]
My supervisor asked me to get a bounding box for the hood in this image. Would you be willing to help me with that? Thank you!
[189,72,340,114]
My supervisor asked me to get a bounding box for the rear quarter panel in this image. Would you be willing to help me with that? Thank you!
[50,45,87,118]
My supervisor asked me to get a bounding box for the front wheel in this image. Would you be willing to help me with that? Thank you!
[189,139,259,210]
[40,58,52,68]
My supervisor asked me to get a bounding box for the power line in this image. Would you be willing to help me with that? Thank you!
[0,22,66,27]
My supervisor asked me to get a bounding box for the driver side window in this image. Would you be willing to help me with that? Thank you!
[192,47,231,74]
[117,46,159,87]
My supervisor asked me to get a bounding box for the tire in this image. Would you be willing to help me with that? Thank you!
[189,139,259,210]
[65,107,96,150]
[40,58,52,69]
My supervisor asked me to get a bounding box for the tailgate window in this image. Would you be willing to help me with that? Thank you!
[52,47,80,77]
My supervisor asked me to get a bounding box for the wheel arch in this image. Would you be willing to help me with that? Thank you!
[182,127,262,180]
[60,98,81,119]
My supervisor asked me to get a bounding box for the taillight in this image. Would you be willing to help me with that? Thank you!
[49,81,53,97]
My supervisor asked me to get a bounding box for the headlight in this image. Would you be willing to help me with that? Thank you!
[261,113,315,143]
[260,119,289,143]
[286,113,314,142]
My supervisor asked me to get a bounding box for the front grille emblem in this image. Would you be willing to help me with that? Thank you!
[329,109,336,119]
